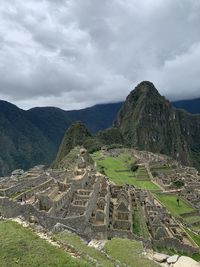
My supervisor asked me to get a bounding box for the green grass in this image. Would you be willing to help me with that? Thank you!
[105,238,159,267]
[0,221,90,267]
[154,193,200,225]
[184,216,200,224]
[0,220,160,267]
[150,165,174,174]
[92,152,159,191]
[91,150,102,159]
[154,193,195,217]
[133,180,159,190]
[132,204,149,238]
[192,224,200,231]
[184,229,200,261]
[55,232,159,267]
[54,232,114,267]
[137,167,150,180]
[185,229,200,247]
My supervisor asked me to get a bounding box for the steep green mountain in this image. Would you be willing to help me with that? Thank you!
[26,107,72,148]
[53,121,92,167]
[0,102,122,176]
[97,127,124,145]
[27,102,122,137]
[66,102,123,133]
[0,101,55,176]
[53,122,124,167]
[115,81,200,169]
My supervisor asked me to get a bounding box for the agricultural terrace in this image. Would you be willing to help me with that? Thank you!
[154,193,195,217]
[92,151,159,191]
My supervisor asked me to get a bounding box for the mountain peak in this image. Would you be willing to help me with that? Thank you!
[129,81,160,101]
[115,82,200,169]
[53,121,91,167]
[135,80,158,93]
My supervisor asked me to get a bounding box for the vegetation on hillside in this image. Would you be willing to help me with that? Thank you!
[92,151,159,190]
[55,232,159,267]
[105,238,159,267]
[53,122,92,167]
[154,193,194,217]
[0,221,90,267]
[114,81,200,170]
[53,123,124,168]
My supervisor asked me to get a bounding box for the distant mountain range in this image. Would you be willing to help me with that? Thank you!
[0,100,122,176]
[172,98,200,114]
[0,90,199,176]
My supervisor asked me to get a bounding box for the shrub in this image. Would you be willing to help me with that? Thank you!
[130,163,139,172]
[152,171,158,177]
[172,179,185,188]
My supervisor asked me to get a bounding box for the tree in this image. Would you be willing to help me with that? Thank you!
[130,163,139,172]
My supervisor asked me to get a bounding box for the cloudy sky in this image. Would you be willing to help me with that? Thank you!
[0,0,200,110]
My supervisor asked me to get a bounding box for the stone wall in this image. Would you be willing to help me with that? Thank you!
[16,178,55,201]
[107,229,151,248]
[180,210,200,218]
[0,197,87,232]
[72,171,89,190]
[153,237,199,255]
[3,175,48,197]
[104,191,110,227]
[50,188,73,215]
[90,225,108,239]
[85,178,100,222]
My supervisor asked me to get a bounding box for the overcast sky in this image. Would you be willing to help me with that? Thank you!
[0,0,200,110]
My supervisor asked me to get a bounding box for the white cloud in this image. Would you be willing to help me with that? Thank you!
[0,0,200,109]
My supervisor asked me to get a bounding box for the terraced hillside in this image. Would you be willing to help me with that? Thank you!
[92,148,200,259]
[92,151,159,191]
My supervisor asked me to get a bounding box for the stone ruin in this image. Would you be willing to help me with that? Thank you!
[0,148,133,242]
[0,148,199,255]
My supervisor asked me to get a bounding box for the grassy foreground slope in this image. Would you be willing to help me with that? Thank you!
[0,221,159,267]
[105,238,159,267]
[0,221,90,267]
[55,232,159,267]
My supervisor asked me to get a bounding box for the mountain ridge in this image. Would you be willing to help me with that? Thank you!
[173,98,200,114]
[0,87,200,176]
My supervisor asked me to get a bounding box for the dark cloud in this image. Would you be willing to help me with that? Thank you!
[0,0,200,110]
